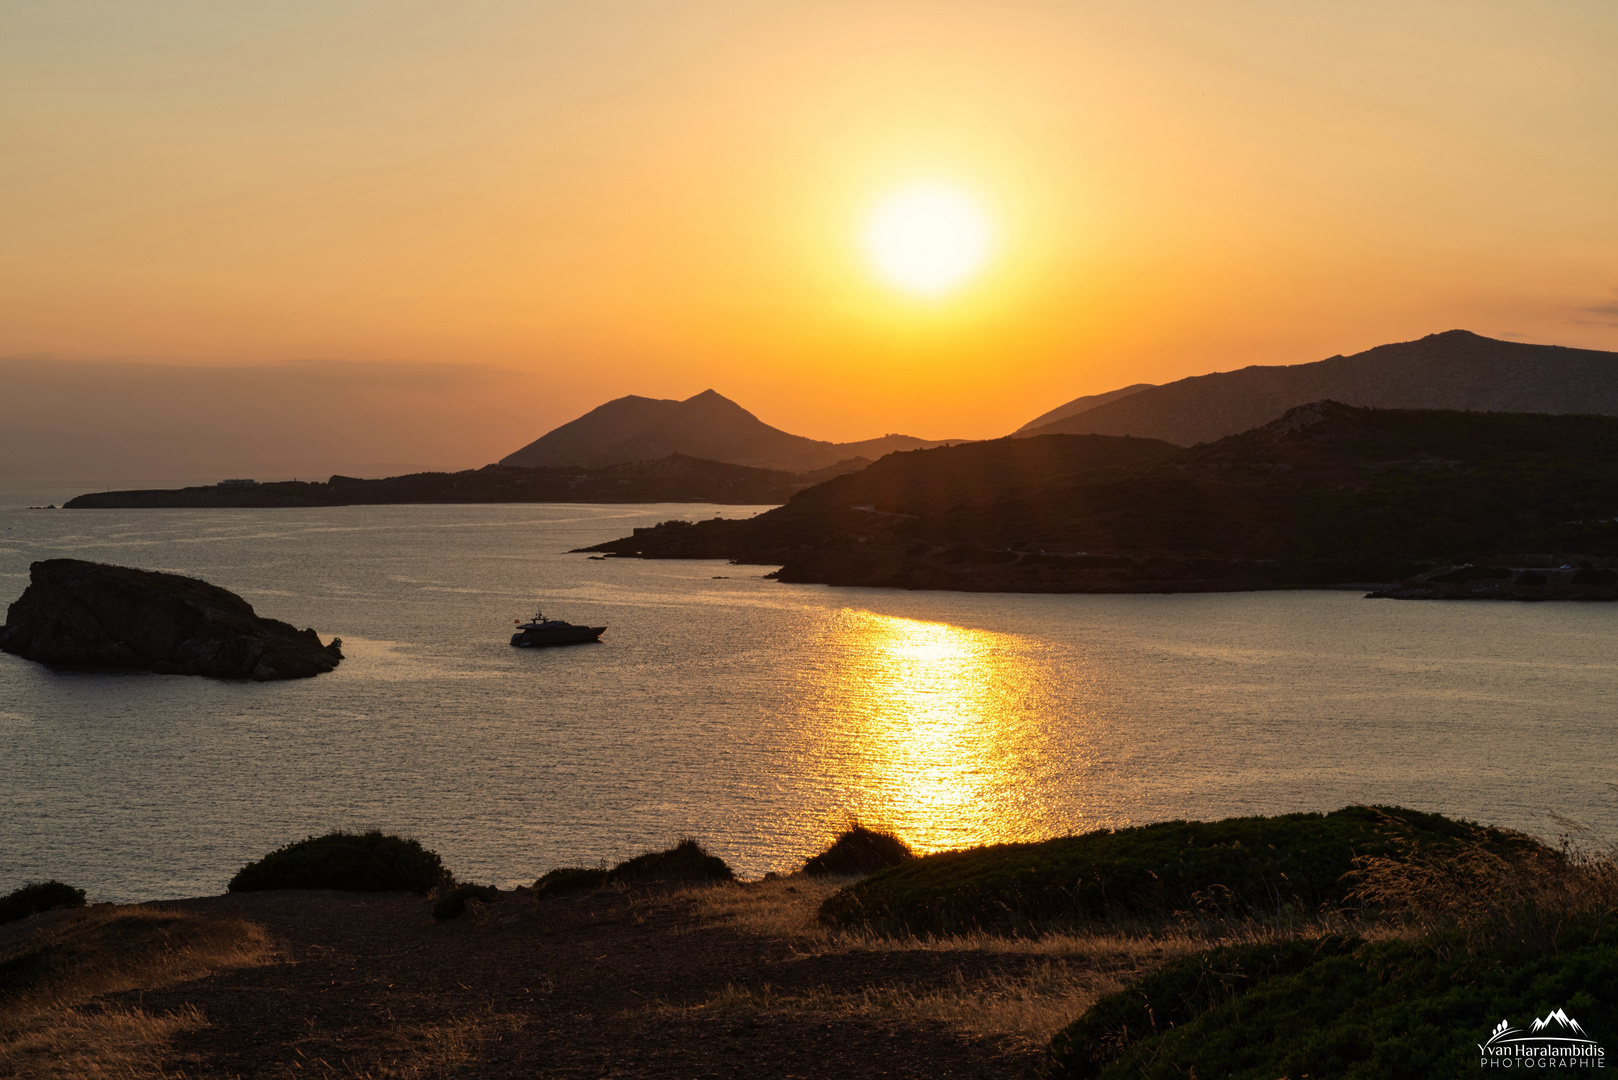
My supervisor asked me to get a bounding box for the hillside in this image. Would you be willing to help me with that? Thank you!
[1013,382,1154,433]
[63,454,848,509]
[581,402,1618,593]
[1016,330,1618,445]
[499,389,952,471]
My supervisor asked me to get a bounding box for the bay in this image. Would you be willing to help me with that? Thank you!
[2,487,1614,902]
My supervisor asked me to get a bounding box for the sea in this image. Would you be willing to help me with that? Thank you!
[2,481,1615,903]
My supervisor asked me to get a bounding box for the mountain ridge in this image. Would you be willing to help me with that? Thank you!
[1016,331,1618,445]
[500,388,954,472]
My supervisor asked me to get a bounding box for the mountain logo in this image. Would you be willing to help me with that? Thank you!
[1531,1010,1587,1036]
[1480,1008,1605,1069]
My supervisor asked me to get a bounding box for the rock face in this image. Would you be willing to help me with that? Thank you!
[0,559,343,680]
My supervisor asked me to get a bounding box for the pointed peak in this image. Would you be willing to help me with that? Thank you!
[684,389,730,404]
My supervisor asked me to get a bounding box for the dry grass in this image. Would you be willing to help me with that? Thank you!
[668,813,1618,1048]
[687,961,1127,1047]
[0,1004,206,1080]
[675,875,1263,1046]
[0,905,272,1079]
[251,1010,528,1080]
[1347,811,1618,948]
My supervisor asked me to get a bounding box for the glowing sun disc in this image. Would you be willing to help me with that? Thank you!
[863,184,994,298]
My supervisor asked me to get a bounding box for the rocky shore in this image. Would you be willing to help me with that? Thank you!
[0,559,342,680]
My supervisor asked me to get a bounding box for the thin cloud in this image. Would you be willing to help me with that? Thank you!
[1582,291,1618,322]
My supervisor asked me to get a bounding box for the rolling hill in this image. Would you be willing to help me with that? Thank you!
[583,402,1618,594]
[1016,331,1618,445]
[500,389,953,471]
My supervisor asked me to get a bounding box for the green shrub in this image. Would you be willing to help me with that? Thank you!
[0,881,86,925]
[818,806,1541,935]
[802,824,914,876]
[432,883,500,920]
[534,867,608,896]
[228,831,452,894]
[1042,922,1618,1079]
[606,838,734,884]
[534,839,734,896]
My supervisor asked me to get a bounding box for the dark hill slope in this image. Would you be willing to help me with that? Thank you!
[582,403,1618,593]
[1018,331,1618,445]
[64,454,851,509]
[1014,382,1155,433]
[500,389,950,471]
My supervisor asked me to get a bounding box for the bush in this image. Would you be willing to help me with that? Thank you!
[533,839,734,896]
[802,824,913,876]
[818,806,1542,935]
[534,867,608,896]
[0,881,86,925]
[1042,922,1618,1079]
[228,831,452,894]
[606,838,734,885]
[432,883,500,920]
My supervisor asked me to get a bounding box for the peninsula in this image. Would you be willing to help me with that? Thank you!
[580,402,1618,595]
[63,454,860,510]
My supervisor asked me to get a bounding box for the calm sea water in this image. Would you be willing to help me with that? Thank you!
[2,484,1615,902]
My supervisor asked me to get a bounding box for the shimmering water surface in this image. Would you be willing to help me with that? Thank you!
[2,487,1614,902]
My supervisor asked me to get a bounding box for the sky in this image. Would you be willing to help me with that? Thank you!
[4,0,1618,476]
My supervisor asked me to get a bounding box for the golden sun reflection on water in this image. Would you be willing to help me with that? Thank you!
[803,609,1080,854]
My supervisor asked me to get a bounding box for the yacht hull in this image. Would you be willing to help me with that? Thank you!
[510,626,606,647]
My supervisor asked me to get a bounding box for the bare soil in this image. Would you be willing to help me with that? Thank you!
[67,882,1121,1079]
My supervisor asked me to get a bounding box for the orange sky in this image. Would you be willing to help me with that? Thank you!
[4,1,1618,454]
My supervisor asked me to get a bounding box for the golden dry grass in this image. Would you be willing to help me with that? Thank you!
[251,1009,528,1080]
[0,1004,206,1080]
[0,905,272,1080]
[688,961,1127,1047]
[675,875,1227,1046]
[671,852,1589,1048]
[1347,810,1618,947]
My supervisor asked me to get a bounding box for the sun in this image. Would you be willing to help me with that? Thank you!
[862,183,994,299]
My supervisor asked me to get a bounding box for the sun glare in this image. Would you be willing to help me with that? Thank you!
[863,183,994,298]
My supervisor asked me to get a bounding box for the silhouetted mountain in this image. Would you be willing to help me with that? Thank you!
[1013,382,1154,433]
[583,402,1618,594]
[64,454,859,509]
[499,389,952,471]
[1016,331,1618,445]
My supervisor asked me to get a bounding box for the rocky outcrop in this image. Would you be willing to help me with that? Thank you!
[0,560,343,680]
[1367,564,1618,601]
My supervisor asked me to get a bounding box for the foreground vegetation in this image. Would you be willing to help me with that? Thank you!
[818,805,1536,935]
[227,830,452,894]
[1043,924,1616,1079]
[0,882,84,926]
[4,808,1614,1078]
